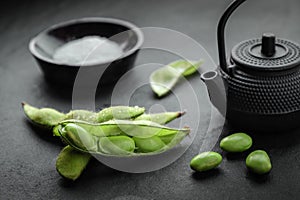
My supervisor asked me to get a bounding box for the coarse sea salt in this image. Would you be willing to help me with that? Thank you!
[53,36,123,65]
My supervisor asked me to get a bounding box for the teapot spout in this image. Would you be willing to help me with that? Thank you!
[201,71,227,116]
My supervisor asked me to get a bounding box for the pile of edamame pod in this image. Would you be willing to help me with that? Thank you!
[22,102,188,180]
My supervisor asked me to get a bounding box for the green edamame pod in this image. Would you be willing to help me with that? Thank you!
[52,125,60,137]
[65,110,98,122]
[56,145,91,181]
[59,119,190,139]
[159,134,176,144]
[190,152,222,172]
[22,102,66,129]
[169,59,203,76]
[133,136,166,153]
[58,120,123,137]
[246,150,272,174]
[150,60,203,97]
[23,103,144,131]
[53,111,185,136]
[61,123,98,152]
[220,133,252,153]
[134,111,185,125]
[150,66,181,97]
[97,106,145,122]
[159,131,187,148]
[55,108,143,136]
[99,136,135,155]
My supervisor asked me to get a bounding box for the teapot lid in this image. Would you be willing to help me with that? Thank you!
[231,33,300,71]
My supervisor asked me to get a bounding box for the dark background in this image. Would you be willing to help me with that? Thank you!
[1,0,300,199]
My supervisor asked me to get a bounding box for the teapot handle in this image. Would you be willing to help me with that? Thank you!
[218,0,247,73]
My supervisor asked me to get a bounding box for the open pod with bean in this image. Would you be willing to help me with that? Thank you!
[22,102,184,135]
[22,102,187,180]
[55,119,190,156]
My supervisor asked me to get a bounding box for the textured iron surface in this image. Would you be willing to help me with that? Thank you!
[231,38,300,71]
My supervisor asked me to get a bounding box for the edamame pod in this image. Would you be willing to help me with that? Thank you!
[52,125,60,137]
[190,152,222,172]
[97,106,145,122]
[58,120,123,137]
[23,103,145,130]
[61,123,98,152]
[134,111,185,125]
[99,136,135,155]
[159,134,176,144]
[159,131,187,148]
[169,59,203,76]
[133,136,166,153]
[220,133,252,153]
[150,60,203,97]
[65,110,98,122]
[22,102,66,129]
[246,150,272,174]
[59,119,190,139]
[150,66,181,97]
[56,145,91,181]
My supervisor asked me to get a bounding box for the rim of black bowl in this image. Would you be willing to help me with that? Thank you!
[28,17,144,67]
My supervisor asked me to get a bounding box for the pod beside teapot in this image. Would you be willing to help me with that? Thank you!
[201,0,300,132]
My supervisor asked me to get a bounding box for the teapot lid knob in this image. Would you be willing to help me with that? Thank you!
[261,33,276,57]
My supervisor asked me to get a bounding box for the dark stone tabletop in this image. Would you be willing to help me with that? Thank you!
[0,0,300,199]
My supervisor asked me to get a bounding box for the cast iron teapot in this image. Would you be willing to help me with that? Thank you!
[201,0,300,132]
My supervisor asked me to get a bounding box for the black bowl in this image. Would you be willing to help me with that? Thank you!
[29,17,144,86]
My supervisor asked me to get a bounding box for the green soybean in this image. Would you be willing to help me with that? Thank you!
[246,150,272,174]
[97,106,145,122]
[56,145,91,181]
[133,136,166,153]
[22,102,66,129]
[99,136,135,155]
[134,111,185,125]
[62,123,98,152]
[190,152,222,172]
[220,133,252,153]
